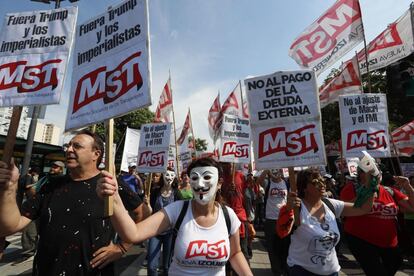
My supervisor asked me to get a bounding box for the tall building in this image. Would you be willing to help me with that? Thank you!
[34,122,61,146]
[0,107,31,139]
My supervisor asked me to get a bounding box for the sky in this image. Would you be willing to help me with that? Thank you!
[0,0,412,149]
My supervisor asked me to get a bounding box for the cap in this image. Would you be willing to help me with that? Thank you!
[128,162,137,168]
[53,161,65,168]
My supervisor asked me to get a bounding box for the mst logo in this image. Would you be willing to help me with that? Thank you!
[258,125,318,158]
[0,59,62,93]
[222,142,249,158]
[290,0,361,66]
[138,151,164,167]
[73,51,143,113]
[185,240,227,260]
[346,130,387,150]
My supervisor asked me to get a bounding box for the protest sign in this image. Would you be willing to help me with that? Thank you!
[245,70,326,169]
[219,114,251,163]
[65,0,151,131]
[339,93,390,158]
[137,123,171,173]
[0,7,77,106]
[346,157,359,177]
[120,127,140,172]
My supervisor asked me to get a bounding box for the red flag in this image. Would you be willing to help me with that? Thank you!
[319,57,362,108]
[177,110,191,145]
[289,0,363,75]
[154,78,173,123]
[221,82,243,117]
[208,93,221,142]
[392,120,414,157]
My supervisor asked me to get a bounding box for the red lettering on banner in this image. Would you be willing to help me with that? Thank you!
[0,59,61,92]
[347,130,387,150]
[73,51,142,113]
[222,142,249,158]
[368,23,402,53]
[258,125,318,158]
[290,0,361,66]
[185,240,227,260]
[138,151,164,167]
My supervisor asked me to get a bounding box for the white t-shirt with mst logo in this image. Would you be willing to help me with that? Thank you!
[164,200,241,276]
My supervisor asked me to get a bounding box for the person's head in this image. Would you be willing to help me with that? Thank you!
[269,168,282,181]
[50,161,65,175]
[297,168,326,199]
[188,157,223,205]
[162,167,176,188]
[356,151,381,186]
[64,130,104,170]
[152,173,162,184]
[128,163,137,174]
[181,171,190,185]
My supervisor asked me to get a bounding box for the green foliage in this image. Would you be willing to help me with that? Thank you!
[195,138,208,152]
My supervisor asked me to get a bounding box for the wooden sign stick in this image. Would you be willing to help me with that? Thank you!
[2,107,22,163]
[104,119,115,216]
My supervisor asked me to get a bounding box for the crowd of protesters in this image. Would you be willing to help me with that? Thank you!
[0,131,414,276]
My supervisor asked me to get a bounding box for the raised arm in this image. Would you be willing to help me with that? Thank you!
[97,171,170,243]
[255,170,269,188]
[0,160,32,236]
[341,194,375,217]
[395,176,414,213]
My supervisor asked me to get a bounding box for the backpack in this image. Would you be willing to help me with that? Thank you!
[171,200,231,256]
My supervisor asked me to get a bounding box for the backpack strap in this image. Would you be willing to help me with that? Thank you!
[171,200,190,257]
[321,197,336,216]
[220,203,231,237]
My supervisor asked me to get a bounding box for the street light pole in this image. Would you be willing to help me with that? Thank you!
[21,0,63,176]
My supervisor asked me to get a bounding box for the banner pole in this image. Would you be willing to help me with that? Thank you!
[2,107,22,163]
[358,4,372,93]
[145,173,153,198]
[389,130,403,175]
[355,51,365,93]
[104,119,115,216]
[170,72,181,177]
[189,108,196,155]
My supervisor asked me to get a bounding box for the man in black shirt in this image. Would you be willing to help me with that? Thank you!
[0,130,150,275]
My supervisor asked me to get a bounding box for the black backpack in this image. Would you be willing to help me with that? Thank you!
[171,200,231,256]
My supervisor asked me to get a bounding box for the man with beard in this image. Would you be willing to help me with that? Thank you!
[0,129,150,276]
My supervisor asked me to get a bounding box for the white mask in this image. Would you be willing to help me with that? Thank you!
[163,170,176,187]
[189,166,219,205]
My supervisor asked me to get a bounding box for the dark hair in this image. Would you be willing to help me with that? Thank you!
[187,157,224,203]
[296,168,321,198]
[76,129,104,167]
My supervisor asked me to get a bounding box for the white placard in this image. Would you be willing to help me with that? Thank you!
[65,0,151,131]
[219,114,251,163]
[245,70,326,170]
[346,157,359,177]
[245,70,320,125]
[137,123,171,173]
[120,127,140,172]
[339,93,390,158]
[0,7,77,106]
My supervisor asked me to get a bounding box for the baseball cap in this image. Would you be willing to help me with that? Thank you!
[128,162,137,168]
[53,161,65,168]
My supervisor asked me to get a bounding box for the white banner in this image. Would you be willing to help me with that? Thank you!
[245,70,326,169]
[319,58,362,108]
[219,114,251,163]
[120,127,140,172]
[289,0,363,75]
[0,7,77,107]
[339,94,390,158]
[137,123,171,173]
[65,0,151,131]
[245,70,320,125]
[357,9,414,74]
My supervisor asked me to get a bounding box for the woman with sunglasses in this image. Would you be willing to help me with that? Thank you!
[284,167,375,276]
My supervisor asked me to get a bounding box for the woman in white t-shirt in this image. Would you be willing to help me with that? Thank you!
[285,168,375,276]
[96,157,252,276]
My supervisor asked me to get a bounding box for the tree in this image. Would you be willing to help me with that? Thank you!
[195,138,208,152]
